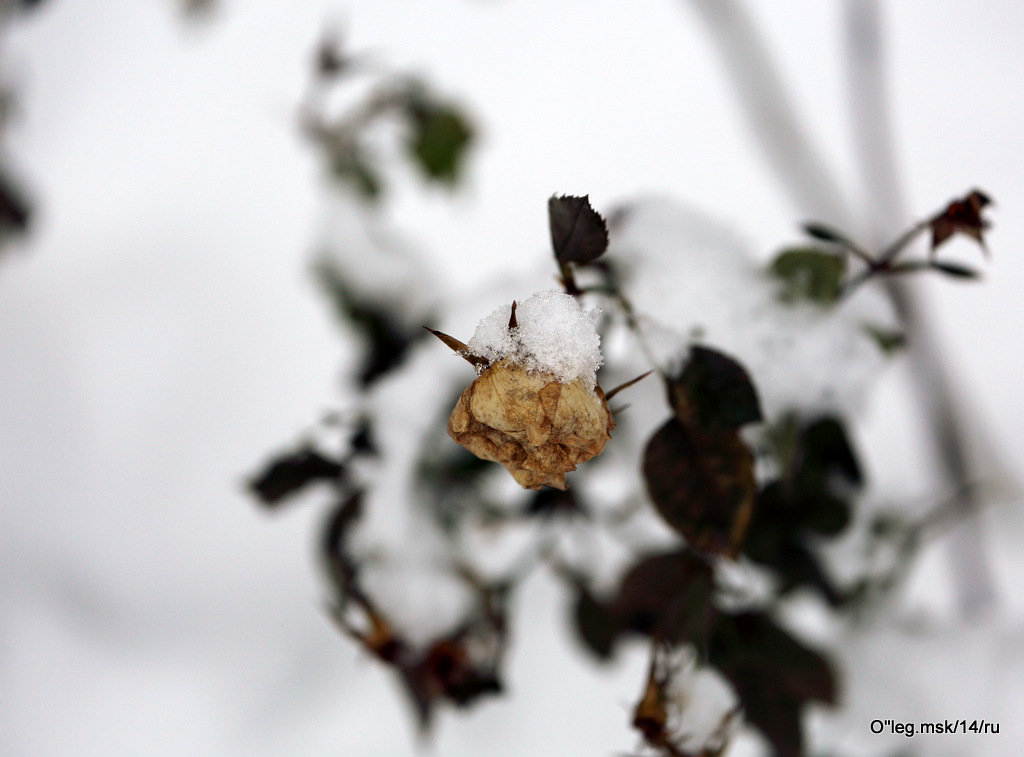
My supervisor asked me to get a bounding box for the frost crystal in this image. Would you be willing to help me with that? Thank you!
[466,291,603,391]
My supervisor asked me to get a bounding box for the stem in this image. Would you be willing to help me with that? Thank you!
[877,218,929,264]
[843,243,878,268]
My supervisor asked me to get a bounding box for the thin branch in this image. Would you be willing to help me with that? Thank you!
[605,371,653,401]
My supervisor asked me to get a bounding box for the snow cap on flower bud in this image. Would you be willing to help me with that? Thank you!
[441,291,614,490]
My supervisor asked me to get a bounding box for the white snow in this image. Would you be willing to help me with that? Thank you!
[466,290,603,391]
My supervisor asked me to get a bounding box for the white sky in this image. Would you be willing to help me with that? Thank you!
[2,1,1023,755]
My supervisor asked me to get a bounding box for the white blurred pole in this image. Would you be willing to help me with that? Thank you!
[842,0,996,619]
[685,0,997,619]
[686,0,854,229]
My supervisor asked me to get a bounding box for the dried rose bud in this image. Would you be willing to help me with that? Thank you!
[430,291,626,490]
[447,357,614,490]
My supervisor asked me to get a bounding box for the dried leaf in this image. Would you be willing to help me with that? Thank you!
[929,188,992,253]
[632,657,671,750]
[412,639,502,708]
[631,645,735,757]
[548,194,609,266]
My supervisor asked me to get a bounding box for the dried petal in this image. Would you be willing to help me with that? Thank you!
[929,188,992,253]
[448,359,614,490]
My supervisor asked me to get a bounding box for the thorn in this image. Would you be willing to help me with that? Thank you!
[605,370,652,401]
[423,326,488,368]
[508,301,518,330]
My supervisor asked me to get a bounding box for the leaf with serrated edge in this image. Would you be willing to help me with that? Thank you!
[548,194,609,265]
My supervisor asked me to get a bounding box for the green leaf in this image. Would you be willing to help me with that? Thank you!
[667,345,762,430]
[769,248,847,305]
[548,194,609,265]
[801,221,856,248]
[862,323,906,355]
[887,260,932,274]
[930,260,981,279]
[407,101,474,184]
[328,148,384,201]
[643,419,756,556]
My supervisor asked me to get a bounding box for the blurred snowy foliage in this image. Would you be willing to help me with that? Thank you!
[609,198,896,419]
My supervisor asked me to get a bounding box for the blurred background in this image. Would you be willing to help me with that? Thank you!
[2,1,1023,755]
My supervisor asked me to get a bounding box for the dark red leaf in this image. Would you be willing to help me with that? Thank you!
[248,446,345,507]
[709,611,837,757]
[0,170,31,237]
[610,550,716,646]
[548,194,609,265]
[643,420,756,556]
[929,189,992,253]
[571,584,619,659]
[668,346,762,429]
